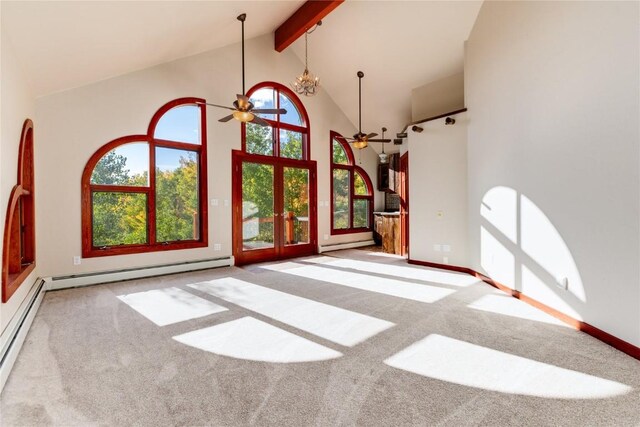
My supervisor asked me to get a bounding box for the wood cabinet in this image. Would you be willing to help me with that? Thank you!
[377,153,400,193]
[373,213,400,254]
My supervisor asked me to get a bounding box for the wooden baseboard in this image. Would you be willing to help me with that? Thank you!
[408,259,640,361]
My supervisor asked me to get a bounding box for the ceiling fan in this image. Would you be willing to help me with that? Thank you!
[198,14,286,126]
[343,71,391,149]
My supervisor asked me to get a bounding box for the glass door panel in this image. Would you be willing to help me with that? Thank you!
[283,167,310,246]
[242,162,275,250]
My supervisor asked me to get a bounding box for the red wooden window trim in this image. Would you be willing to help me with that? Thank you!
[2,119,36,303]
[241,81,311,160]
[330,131,374,235]
[81,97,208,258]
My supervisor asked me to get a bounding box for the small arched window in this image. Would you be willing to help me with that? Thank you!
[81,98,208,257]
[330,131,373,234]
[3,119,36,303]
[242,82,310,160]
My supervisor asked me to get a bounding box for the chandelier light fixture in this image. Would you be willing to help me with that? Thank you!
[291,21,321,97]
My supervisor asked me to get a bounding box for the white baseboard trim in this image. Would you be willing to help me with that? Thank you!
[45,256,234,291]
[0,279,46,392]
[318,240,375,253]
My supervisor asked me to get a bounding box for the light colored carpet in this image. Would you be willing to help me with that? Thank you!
[1,249,639,426]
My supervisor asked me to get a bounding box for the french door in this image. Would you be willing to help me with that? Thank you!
[232,150,317,265]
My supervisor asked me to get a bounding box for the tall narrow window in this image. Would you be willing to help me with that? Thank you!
[330,131,373,234]
[81,98,208,257]
[2,119,36,303]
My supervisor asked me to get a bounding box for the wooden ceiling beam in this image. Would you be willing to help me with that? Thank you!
[274,0,343,52]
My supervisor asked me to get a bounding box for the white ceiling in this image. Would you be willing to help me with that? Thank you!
[1,1,304,96]
[2,1,482,135]
[289,1,482,136]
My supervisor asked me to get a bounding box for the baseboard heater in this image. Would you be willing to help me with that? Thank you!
[46,256,234,291]
[0,279,46,391]
[318,239,375,253]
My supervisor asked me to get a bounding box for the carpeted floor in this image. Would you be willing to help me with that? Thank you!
[1,249,639,426]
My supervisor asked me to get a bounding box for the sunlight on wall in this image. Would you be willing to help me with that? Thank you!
[480,187,586,318]
[520,195,585,302]
[303,256,480,287]
[173,316,342,363]
[480,226,515,288]
[188,278,394,347]
[263,262,456,303]
[117,287,228,326]
[480,186,517,243]
[522,265,582,320]
[467,294,568,326]
[384,334,632,399]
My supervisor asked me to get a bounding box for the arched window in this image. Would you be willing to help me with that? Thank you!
[330,131,373,234]
[3,119,36,303]
[242,82,310,160]
[81,98,208,257]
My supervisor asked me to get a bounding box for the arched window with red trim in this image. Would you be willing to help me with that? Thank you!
[2,119,36,303]
[81,98,208,257]
[242,82,310,159]
[330,131,373,234]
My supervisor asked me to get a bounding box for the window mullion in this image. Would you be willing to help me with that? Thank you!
[148,141,156,245]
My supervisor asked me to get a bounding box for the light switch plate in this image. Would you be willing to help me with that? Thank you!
[214,244,221,251]
[73,256,81,265]
[210,199,219,206]
[442,245,451,253]
[433,244,442,252]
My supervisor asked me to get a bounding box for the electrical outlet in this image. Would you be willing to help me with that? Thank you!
[210,199,219,206]
[442,245,451,253]
[443,256,449,264]
[214,243,221,251]
[73,256,81,265]
[324,234,329,240]
[223,200,229,207]
[433,244,442,252]
[556,277,569,290]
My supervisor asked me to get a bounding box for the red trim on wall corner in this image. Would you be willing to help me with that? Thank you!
[408,258,640,361]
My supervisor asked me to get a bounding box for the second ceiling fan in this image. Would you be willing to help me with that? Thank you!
[199,14,287,126]
[343,71,391,149]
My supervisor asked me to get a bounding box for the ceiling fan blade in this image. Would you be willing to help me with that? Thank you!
[237,94,250,110]
[368,139,392,143]
[365,133,378,139]
[251,115,271,127]
[252,108,287,114]
[198,102,235,111]
[218,114,235,122]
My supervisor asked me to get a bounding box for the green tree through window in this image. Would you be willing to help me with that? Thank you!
[82,98,207,257]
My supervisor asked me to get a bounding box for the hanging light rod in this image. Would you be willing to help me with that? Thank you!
[291,20,321,96]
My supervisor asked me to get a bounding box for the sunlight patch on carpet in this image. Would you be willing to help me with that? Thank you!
[188,277,393,347]
[173,316,342,363]
[263,262,456,303]
[117,287,227,326]
[384,334,632,399]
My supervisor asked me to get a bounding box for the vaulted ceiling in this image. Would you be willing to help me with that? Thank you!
[2,1,482,135]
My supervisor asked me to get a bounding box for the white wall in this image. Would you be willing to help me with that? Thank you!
[411,72,464,122]
[0,25,39,335]
[408,112,468,266]
[35,34,381,277]
[466,1,640,346]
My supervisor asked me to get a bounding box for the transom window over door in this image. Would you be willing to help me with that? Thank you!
[330,131,373,234]
[81,98,208,257]
[243,82,310,160]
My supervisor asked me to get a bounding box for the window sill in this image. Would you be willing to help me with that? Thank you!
[82,240,208,258]
[330,228,372,236]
